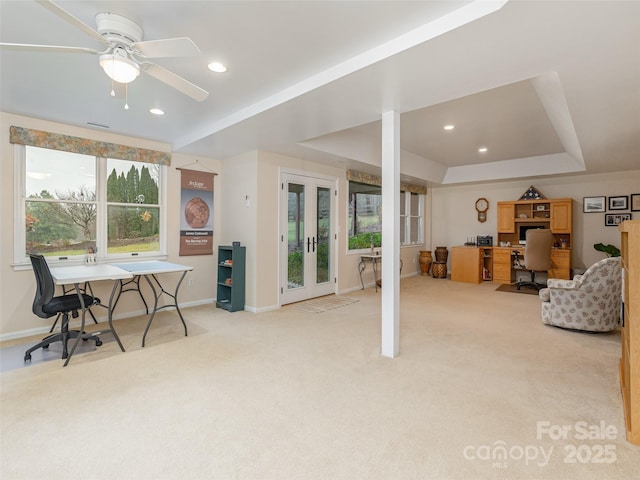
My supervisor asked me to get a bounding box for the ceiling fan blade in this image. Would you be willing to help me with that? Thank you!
[143,63,209,102]
[132,37,201,58]
[37,0,108,46]
[0,43,99,55]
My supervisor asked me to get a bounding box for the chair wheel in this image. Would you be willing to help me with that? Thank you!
[24,354,31,362]
[95,340,103,347]
[42,344,49,349]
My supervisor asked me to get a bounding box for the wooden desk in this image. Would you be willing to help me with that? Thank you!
[451,246,492,283]
[492,246,571,284]
[451,246,571,285]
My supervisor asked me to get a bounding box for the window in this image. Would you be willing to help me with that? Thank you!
[348,181,381,250]
[400,191,423,245]
[17,145,165,264]
[348,181,423,250]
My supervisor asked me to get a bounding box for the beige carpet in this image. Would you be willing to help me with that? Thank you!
[1,276,638,479]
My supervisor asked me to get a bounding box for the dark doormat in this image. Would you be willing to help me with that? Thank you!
[496,283,540,296]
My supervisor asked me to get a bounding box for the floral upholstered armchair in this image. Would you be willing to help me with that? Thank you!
[539,257,622,332]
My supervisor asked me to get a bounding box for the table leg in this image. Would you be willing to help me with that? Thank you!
[358,260,366,290]
[112,276,149,315]
[63,283,85,366]
[373,258,378,292]
[141,271,189,347]
[107,280,126,353]
[63,280,126,367]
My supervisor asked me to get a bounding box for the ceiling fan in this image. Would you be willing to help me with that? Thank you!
[0,0,209,102]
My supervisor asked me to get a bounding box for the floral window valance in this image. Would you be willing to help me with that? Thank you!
[9,126,171,165]
[346,170,427,195]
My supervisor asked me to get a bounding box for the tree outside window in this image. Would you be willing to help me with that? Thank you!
[348,181,423,250]
[22,146,162,259]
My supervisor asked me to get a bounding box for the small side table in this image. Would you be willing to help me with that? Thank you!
[359,254,382,291]
[358,254,403,292]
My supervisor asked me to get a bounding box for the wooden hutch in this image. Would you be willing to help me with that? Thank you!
[493,198,573,284]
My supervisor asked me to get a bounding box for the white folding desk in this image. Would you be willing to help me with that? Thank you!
[110,261,193,347]
[49,264,133,366]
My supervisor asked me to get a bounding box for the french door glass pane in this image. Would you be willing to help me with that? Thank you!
[316,187,331,283]
[287,183,305,289]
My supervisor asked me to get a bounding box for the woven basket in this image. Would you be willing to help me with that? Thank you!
[431,261,447,279]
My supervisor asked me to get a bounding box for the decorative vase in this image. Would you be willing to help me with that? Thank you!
[419,250,432,276]
[435,246,448,263]
[432,262,448,279]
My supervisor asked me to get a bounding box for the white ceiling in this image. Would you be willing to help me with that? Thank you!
[1,0,639,186]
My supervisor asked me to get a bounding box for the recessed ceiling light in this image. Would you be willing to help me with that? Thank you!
[478,147,488,153]
[444,124,454,131]
[208,62,227,73]
[150,108,165,115]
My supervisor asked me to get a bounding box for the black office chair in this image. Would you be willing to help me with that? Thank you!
[47,283,101,333]
[513,229,553,291]
[25,254,102,362]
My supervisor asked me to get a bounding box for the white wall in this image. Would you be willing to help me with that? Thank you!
[219,152,259,309]
[252,151,422,310]
[430,171,640,271]
[0,113,221,340]
[5,114,635,339]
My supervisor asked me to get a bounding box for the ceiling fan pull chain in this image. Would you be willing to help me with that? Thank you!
[110,62,115,97]
[124,83,129,110]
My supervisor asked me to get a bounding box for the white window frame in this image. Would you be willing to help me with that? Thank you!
[13,144,167,268]
[400,191,424,246]
[347,180,423,252]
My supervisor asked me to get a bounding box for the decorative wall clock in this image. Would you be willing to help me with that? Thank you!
[475,197,489,222]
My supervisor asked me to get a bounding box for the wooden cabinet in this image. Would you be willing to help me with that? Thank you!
[451,247,482,283]
[550,200,572,233]
[451,246,493,283]
[492,247,513,284]
[619,220,640,445]
[549,249,571,280]
[216,245,246,312]
[497,203,515,233]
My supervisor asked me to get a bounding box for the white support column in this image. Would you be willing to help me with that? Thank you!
[381,110,400,358]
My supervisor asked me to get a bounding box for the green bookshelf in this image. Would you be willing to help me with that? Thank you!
[216,245,246,312]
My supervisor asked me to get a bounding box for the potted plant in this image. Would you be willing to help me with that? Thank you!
[593,243,621,257]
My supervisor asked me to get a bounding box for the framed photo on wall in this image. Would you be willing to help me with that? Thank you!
[605,213,631,226]
[608,195,628,210]
[631,193,640,212]
[583,196,606,213]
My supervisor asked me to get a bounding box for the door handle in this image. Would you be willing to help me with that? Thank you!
[312,236,317,253]
[307,237,311,253]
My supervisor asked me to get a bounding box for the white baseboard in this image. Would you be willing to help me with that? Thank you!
[0,298,215,343]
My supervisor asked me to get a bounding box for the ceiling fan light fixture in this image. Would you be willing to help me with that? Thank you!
[208,62,227,73]
[99,50,140,84]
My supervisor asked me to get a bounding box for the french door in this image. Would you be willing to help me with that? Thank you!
[280,172,336,305]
